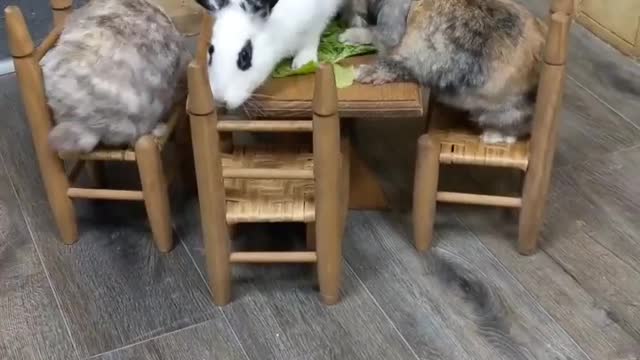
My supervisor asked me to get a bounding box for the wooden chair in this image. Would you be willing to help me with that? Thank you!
[412,0,574,255]
[4,0,190,253]
[187,14,349,306]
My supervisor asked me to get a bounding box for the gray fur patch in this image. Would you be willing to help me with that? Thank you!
[41,0,192,153]
[344,0,541,139]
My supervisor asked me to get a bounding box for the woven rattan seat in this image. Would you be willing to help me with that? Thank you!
[431,129,530,171]
[222,145,315,224]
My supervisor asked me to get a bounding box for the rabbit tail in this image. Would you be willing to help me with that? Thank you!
[48,122,101,153]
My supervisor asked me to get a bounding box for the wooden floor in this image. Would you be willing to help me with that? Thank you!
[2,1,640,359]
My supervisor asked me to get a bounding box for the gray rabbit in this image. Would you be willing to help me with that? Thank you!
[41,0,191,153]
[340,0,547,144]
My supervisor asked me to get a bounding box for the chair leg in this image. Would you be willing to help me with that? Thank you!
[188,101,232,305]
[518,166,552,255]
[207,223,232,306]
[313,101,343,304]
[135,135,174,253]
[338,136,351,237]
[413,134,440,252]
[45,156,78,245]
[315,209,342,305]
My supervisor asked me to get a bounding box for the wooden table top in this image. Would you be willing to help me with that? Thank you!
[226,55,427,119]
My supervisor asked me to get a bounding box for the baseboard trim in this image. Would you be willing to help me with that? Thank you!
[0,58,15,76]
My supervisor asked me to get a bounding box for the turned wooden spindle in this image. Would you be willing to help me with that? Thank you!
[50,0,73,27]
[187,61,232,305]
[550,0,575,16]
[519,12,571,255]
[5,6,78,244]
[312,64,343,305]
[412,134,440,252]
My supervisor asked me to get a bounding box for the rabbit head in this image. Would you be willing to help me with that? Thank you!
[196,0,280,109]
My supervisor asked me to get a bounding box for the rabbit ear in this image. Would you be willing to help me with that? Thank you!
[240,0,279,18]
[194,0,230,11]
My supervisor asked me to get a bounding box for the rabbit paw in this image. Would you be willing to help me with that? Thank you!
[292,48,318,69]
[152,123,168,138]
[480,130,517,144]
[355,64,396,85]
[339,27,373,45]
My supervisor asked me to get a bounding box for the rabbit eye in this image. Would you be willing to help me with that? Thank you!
[208,45,214,65]
[237,40,253,71]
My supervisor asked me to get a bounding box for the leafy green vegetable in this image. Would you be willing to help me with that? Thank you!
[333,64,356,89]
[271,21,376,79]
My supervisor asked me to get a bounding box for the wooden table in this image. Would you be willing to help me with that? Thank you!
[223,56,429,210]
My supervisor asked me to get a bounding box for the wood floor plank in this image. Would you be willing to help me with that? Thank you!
[0,156,78,360]
[515,0,640,126]
[550,146,640,272]
[345,211,589,360]
[457,206,640,360]
[0,78,221,358]
[539,146,640,342]
[94,319,247,360]
[551,80,640,167]
[175,200,419,360]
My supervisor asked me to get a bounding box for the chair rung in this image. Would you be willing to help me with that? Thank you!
[230,251,317,263]
[217,120,313,132]
[67,188,144,201]
[223,168,314,179]
[436,191,521,208]
[60,149,137,162]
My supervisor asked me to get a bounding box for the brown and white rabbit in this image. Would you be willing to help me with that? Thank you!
[340,0,547,144]
[41,0,191,153]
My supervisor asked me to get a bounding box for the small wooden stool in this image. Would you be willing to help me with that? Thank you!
[412,0,575,255]
[4,1,190,253]
[187,14,349,305]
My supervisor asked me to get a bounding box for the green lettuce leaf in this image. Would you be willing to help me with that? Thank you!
[271,21,376,80]
[333,64,356,89]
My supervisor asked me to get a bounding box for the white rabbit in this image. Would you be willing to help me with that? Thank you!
[195,0,344,109]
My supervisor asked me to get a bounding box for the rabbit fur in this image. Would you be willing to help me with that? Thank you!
[194,0,344,109]
[340,0,547,143]
[41,0,191,153]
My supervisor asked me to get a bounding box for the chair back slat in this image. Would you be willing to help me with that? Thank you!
[217,120,313,132]
[530,10,572,146]
[34,25,64,61]
[5,6,56,139]
[544,13,571,66]
[51,0,73,27]
[550,0,574,16]
[195,12,214,68]
[5,6,35,58]
[313,63,338,117]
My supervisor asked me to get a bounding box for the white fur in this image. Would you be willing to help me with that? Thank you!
[481,130,517,145]
[206,0,344,109]
[338,27,373,45]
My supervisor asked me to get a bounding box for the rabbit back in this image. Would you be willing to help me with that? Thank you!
[41,0,191,152]
[387,0,547,139]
